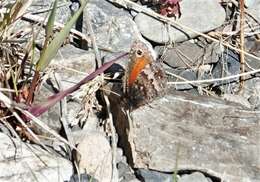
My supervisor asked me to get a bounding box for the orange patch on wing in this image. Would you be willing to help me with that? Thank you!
[128,57,150,87]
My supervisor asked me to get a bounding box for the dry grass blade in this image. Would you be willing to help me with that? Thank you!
[19,108,78,151]
[14,0,33,20]
[0,91,78,152]
[0,0,31,34]
[0,91,50,152]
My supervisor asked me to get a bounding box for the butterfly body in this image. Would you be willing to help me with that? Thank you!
[124,41,167,109]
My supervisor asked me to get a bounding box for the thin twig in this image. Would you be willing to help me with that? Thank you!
[230,0,260,39]
[104,95,118,182]
[107,0,260,62]
[30,2,70,15]
[166,71,215,96]
[22,13,114,52]
[85,11,102,69]
[22,13,91,45]
[239,0,245,93]
[175,48,195,69]
[54,71,75,157]
[167,67,260,85]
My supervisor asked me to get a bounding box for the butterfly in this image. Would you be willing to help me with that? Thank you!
[124,40,167,109]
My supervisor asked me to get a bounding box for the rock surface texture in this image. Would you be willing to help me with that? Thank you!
[112,92,260,182]
[76,133,113,182]
[84,0,141,52]
[0,133,73,182]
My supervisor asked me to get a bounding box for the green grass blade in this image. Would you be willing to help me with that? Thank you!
[45,0,57,45]
[173,144,180,182]
[36,0,88,71]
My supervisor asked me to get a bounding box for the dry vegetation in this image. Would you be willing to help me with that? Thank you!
[0,0,260,180]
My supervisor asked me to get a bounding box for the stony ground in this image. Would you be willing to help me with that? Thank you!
[0,0,260,182]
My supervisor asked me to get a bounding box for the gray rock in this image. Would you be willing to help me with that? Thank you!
[155,41,220,68]
[117,162,138,182]
[248,95,260,110]
[0,133,73,182]
[175,69,197,90]
[68,174,98,182]
[127,179,142,182]
[243,78,260,109]
[166,66,210,91]
[51,44,96,89]
[245,38,260,72]
[212,49,240,87]
[111,92,260,182]
[179,172,209,182]
[134,0,226,44]
[83,0,141,52]
[247,3,260,50]
[135,169,173,182]
[222,94,252,109]
[248,4,260,23]
[33,81,64,135]
[76,132,112,182]
[4,0,71,29]
[29,0,71,24]
[32,45,97,135]
[245,0,260,8]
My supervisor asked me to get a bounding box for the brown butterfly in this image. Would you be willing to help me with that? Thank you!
[124,40,167,109]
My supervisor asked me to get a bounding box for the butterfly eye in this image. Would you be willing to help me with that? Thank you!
[136,49,143,57]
